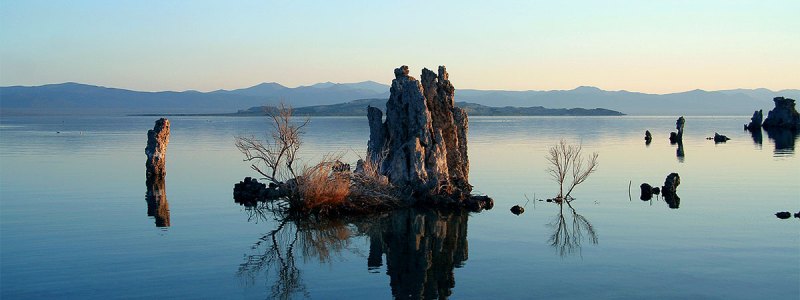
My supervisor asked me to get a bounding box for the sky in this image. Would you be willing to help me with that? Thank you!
[1,0,798,93]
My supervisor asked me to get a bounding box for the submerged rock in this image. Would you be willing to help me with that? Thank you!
[145,118,170,180]
[713,133,731,143]
[763,97,800,130]
[367,65,471,204]
[775,211,791,219]
[640,183,654,201]
[510,205,525,215]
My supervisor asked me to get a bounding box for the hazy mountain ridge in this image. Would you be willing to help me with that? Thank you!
[1,81,796,115]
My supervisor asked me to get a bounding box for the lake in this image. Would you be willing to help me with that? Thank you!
[1,115,798,299]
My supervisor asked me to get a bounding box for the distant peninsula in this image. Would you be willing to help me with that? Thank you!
[132,98,625,117]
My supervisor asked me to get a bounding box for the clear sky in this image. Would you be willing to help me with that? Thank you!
[1,0,798,93]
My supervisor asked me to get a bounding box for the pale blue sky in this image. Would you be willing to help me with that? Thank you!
[1,0,798,93]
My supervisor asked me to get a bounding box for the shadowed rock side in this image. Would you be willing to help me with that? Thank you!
[145,118,170,180]
[367,66,471,204]
[669,116,685,144]
[745,109,763,131]
[763,97,800,130]
[367,208,468,300]
[145,177,170,228]
[662,173,681,209]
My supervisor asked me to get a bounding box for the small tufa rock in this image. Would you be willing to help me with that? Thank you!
[662,173,681,209]
[645,130,652,144]
[745,110,763,131]
[510,205,525,215]
[145,118,170,180]
[775,211,791,219]
[669,117,685,144]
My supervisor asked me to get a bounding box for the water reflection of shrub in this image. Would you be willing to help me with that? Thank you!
[548,202,598,258]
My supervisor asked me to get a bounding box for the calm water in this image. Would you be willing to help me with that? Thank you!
[1,115,798,299]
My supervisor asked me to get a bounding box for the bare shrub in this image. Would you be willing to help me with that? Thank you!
[546,139,599,200]
[235,103,309,184]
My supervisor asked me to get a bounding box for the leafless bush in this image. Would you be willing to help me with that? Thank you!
[546,139,599,200]
[293,156,352,213]
[235,103,309,184]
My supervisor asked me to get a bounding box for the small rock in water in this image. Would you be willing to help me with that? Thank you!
[510,205,524,215]
[640,183,654,201]
[652,187,661,195]
[712,133,730,143]
[794,211,800,218]
[775,211,791,219]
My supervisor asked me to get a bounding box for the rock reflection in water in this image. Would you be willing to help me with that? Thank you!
[365,208,468,300]
[236,207,470,299]
[764,128,799,155]
[548,202,598,257]
[145,177,170,228]
[748,128,763,147]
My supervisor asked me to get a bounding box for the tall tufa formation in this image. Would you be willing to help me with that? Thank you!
[367,66,470,203]
[145,118,170,179]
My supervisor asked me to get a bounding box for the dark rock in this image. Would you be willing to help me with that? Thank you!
[367,65,471,204]
[233,177,267,205]
[794,211,800,218]
[510,205,524,215]
[669,117,685,144]
[145,118,170,180]
[745,110,763,131]
[713,133,730,143]
[763,97,800,130]
[652,187,660,195]
[775,211,791,219]
[640,183,653,201]
[645,130,652,144]
[662,173,681,209]
[465,195,494,212]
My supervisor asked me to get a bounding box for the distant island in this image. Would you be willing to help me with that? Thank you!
[131,98,625,117]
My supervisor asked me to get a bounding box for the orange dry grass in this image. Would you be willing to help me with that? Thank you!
[295,161,351,212]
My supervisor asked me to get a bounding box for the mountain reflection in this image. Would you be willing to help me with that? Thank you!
[548,202,598,257]
[237,206,470,300]
[145,177,170,228]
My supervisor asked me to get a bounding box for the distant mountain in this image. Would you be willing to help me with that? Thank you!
[456,87,800,115]
[1,81,796,116]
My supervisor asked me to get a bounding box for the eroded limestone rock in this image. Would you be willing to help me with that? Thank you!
[367,66,471,204]
[745,110,763,131]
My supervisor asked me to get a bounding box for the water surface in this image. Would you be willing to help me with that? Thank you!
[1,115,798,299]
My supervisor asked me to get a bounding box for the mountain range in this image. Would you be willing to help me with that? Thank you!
[1,81,797,116]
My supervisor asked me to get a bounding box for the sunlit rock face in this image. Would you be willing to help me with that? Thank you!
[367,209,469,299]
[763,97,800,130]
[145,118,170,179]
[367,66,471,204]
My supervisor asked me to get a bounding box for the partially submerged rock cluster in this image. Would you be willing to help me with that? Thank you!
[669,117,685,144]
[639,173,680,208]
